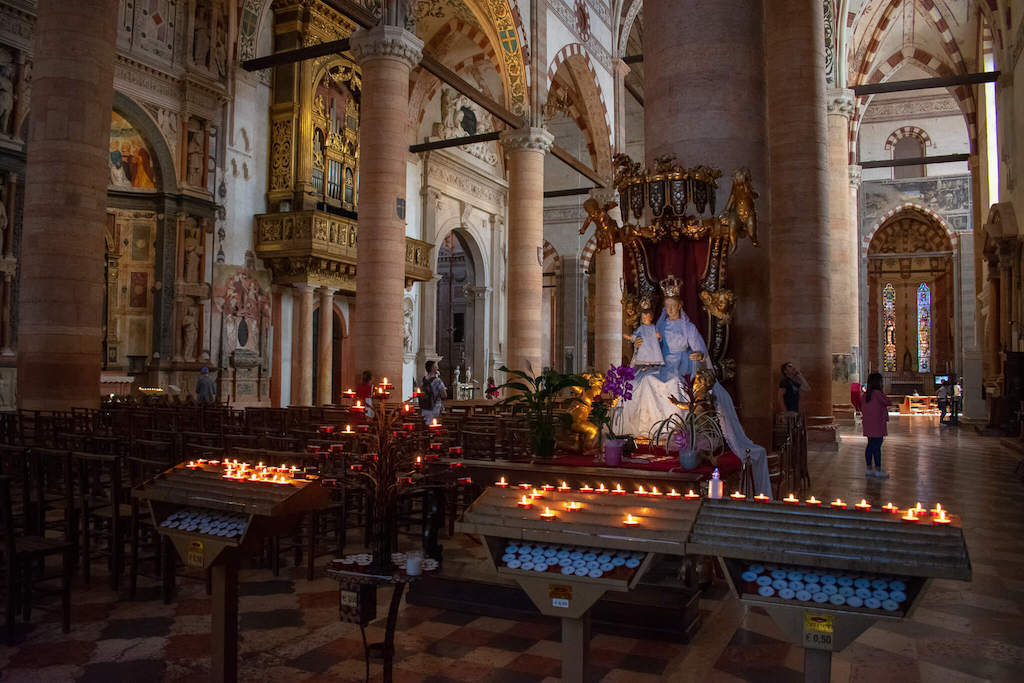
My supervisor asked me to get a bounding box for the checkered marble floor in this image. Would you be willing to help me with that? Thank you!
[2,417,1023,682]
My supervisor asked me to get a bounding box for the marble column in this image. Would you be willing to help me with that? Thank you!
[18,0,118,410]
[270,287,283,407]
[500,126,554,374]
[316,286,335,405]
[591,188,623,372]
[827,88,856,407]
[644,0,770,445]
[766,0,832,421]
[849,165,864,376]
[295,284,315,406]
[350,25,423,387]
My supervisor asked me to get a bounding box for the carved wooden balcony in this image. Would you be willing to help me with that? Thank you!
[254,210,434,292]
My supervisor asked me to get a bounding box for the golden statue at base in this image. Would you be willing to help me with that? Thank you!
[567,373,604,452]
[700,289,735,323]
[580,198,622,255]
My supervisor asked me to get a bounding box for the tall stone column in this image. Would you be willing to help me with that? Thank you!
[316,287,335,405]
[500,126,554,374]
[849,165,864,376]
[270,287,283,407]
[766,0,832,421]
[644,0,770,445]
[350,25,423,387]
[295,284,315,406]
[591,188,623,372]
[18,0,118,410]
[827,88,856,407]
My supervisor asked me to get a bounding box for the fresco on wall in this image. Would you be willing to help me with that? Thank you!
[109,112,157,190]
[860,175,972,238]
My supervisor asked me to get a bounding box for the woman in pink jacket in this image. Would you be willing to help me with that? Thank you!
[861,372,890,478]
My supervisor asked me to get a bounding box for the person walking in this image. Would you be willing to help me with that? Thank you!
[937,379,950,424]
[777,362,811,415]
[419,360,447,424]
[196,366,216,405]
[861,372,890,478]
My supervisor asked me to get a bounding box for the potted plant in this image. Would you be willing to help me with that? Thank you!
[497,364,589,458]
[650,369,726,470]
[587,364,636,465]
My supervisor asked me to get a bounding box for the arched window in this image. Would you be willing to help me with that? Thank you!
[882,283,896,371]
[917,283,931,373]
[893,135,925,179]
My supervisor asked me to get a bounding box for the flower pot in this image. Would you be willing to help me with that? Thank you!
[604,438,626,466]
[534,436,557,459]
[678,449,699,470]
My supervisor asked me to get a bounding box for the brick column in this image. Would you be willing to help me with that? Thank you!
[18,0,118,410]
[270,287,283,407]
[316,286,335,405]
[827,88,856,407]
[849,165,863,376]
[350,25,423,387]
[295,284,315,406]
[499,126,553,374]
[766,0,832,421]
[644,0,770,445]
[591,188,623,372]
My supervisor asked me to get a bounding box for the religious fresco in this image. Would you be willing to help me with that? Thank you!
[109,112,157,190]
[860,174,972,237]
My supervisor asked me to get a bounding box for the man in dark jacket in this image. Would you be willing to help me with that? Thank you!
[196,367,216,405]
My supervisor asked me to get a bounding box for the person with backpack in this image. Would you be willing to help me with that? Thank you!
[937,379,950,424]
[861,372,890,479]
[420,360,447,424]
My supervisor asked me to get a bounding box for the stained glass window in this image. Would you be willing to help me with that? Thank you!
[882,283,896,372]
[917,283,931,373]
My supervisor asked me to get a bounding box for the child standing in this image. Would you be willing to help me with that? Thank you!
[861,372,890,478]
[626,308,664,368]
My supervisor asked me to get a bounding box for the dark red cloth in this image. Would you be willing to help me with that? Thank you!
[624,239,710,338]
[355,382,373,402]
[850,382,863,411]
[548,449,740,479]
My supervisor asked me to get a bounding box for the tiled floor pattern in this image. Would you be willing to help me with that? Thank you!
[1,417,1023,681]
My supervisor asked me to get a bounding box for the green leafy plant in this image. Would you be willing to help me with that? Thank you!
[497,364,589,458]
[649,375,726,468]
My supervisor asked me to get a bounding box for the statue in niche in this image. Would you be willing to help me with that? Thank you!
[402,297,414,353]
[187,120,205,187]
[439,87,463,138]
[192,1,211,68]
[182,305,199,360]
[0,54,13,136]
[213,10,228,78]
[183,223,204,283]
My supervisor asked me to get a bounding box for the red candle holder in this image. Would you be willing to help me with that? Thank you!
[516,496,532,509]
[612,485,626,495]
[539,507,557,521]
[730,491,747,500]
[541,484,555,492]
[901,511,919,523]
[754,494,770,503]
[579,484,594,493]
[429,442,443,451]
[855,499,871,511]
[882,502,899,514]
[563,501,582,512]
[557,482,571,492]
[457,476,472,485]
[449,446,463,455]
[830,498,847,509]
[805,496,822,507]
[783,493,799,505]
[623,514,640,526]
[495,477,509,488]
[685,489,700,500]
[343,389,356,399]
[635,486,648,497]
[933,511,952,526]
[667,489,682,499]
[518,483,531,490]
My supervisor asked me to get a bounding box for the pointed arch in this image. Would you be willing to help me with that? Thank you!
[546,44,613,180]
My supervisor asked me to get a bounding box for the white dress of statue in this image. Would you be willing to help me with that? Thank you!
[611,286,772,496]
[184,233,203,283]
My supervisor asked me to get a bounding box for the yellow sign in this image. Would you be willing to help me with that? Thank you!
[187,540,206,568]
[803,613,834,650]
[549,584,572,609]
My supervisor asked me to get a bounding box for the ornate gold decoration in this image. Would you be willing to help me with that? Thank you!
[566,373,604,452]
[717,167,759,252]
[660,273,682,299]
[621,292,640,334]
[699,289,735,324]
[269,118,293,192]
[580,198,623,255]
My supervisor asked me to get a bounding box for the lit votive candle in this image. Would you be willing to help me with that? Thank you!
[541,484,555,492]
[730,491,747,500]
[901,510,919,523]
[564,501,582,512]
[595,483,609,494]
[649,486,663,497]
[685,489,700,500]
[540,507,557,521]
[495,476,509,488]
[187,460,198,469]
[911,502,928,517]
[623,513,640,526]
[530,488,543,498]
[635,485,648,496]
[754,494,770,503]
[805,496,821,506]
[667,489,682,498]
[831,498,847,509]
[429,418,442,430]
[557,481,571,492]
[518,483,531,490]
[931,502,944,517]
[933,509,952,525]
[855,499,871,511]
[351,401,365,413]
[415,456,423,467]
[882,502,899,514]
[343,388,356,399]
[612,484,626,495]
[579,484,594,493]
[517,495,532,509]
[783,493,800,505]
[342,425,355,435]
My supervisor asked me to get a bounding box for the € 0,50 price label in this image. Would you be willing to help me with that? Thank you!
[549,584,572,609]
[187,541,205,569]
[803,614,834,651]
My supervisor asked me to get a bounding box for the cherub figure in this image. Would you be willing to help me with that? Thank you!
[580,197,621,255]
[717,167,759,252]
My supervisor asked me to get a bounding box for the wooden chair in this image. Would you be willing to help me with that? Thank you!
[73,452,128,590]
[1,475,73,644]
[127,456,175,601]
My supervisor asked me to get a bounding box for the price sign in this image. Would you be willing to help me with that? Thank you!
[549,584,572,609]
[803,613,834,650]
[187,540,205,568]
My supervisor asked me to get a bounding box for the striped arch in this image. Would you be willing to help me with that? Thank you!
[410,52,502,131]
[617,0,642,58]
[884,126,933,152]
[579,235,598,274]
[850,49,977,160]
[860,202,957,257]
[546,44,613,178]
[542,240,560,272]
